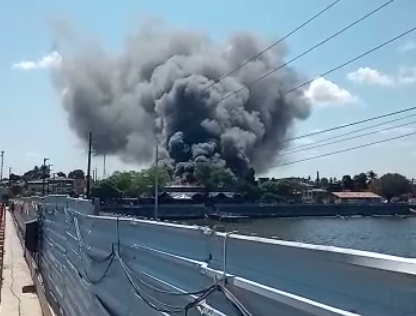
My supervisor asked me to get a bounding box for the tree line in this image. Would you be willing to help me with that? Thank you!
[93,167,414,202]
[3,164,414,202]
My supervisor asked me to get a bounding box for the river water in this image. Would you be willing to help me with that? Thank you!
[186,216,416,258]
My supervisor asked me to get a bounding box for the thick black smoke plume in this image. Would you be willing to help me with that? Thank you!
[53,22,311,178]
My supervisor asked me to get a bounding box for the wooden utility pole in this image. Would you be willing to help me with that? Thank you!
[154,144,159,220]
[103,154,106,178]
[86,132,92,199]
[0,150,4,180]
[42,158,49,196]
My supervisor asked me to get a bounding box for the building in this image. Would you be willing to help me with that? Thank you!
[331,192,383,205]
[302,188,330,203]
[26,177,87,196]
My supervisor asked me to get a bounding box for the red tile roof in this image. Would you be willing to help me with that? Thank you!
[331,191,382,199]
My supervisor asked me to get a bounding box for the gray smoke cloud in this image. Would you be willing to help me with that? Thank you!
[53,22,311,177]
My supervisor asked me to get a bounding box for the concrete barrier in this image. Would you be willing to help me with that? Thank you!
[13,196,416,316]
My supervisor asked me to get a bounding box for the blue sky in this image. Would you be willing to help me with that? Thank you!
[1,0,416,180]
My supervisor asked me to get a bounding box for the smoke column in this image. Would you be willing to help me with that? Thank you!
[53,22,311,177]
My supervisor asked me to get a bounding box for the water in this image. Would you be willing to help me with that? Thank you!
[186,216,416,258]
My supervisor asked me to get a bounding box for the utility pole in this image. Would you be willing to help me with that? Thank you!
[47,164,53,195]
[103,154,106,178]
[0,150,4,180]
[86,132,92,199]
[154,144,159,220]
[42,158,49,196]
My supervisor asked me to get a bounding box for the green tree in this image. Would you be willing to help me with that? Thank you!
[105,167,171,197]
[91,179,123,200]
[353,173,368,190]
[68,169,85,179]
[370,173,411,202]
[56,171,67,178]
[341,175,354,190]
[260,179,297,200]
[367,170,378,183]
[237,181,262,201]
[194,164,236,191]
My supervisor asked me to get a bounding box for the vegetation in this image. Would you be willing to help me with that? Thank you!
[2,162,414,202]
[92,167,172,200]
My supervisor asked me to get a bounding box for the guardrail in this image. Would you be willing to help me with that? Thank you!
[12,195,416,316]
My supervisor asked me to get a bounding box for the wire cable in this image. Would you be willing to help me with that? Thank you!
[116,249,218,314]
[113,227,253,315]
[73,216,116,284]
[284,105,416,145]
[202,0,344,92]
[279,119,416,156]
[274,130,416,168]
[281,112,416,153]
[216,0,396,104]
[119,255,212,296]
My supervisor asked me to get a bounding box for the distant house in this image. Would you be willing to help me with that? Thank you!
[26,177,87,195]
[331,192,383,205]
[302,188,330,203]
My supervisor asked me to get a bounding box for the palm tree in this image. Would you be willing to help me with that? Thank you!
[367,170,378,183]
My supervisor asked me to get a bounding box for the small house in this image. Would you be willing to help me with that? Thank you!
[331,192,383,205]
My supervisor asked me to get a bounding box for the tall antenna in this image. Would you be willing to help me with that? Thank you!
[0,150,4,180]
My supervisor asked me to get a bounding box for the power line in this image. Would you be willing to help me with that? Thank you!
[202,0,343,91]
[285,104,416,146]
[279,119,416,156]
[274,130,416,168]
[282,112,416,153]
[216,0,396,103]
[283,26,416,101]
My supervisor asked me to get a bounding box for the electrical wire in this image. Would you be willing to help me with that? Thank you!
[273,130,416,168]
[279,119,416,156]
[119,255,213,296]
[71,213,253,315]
[202,0,343,92]
[74,217,116,284]
[215,0,396,104]
[281,112,416,153]
[116,249,218,314]
[281,25,416,102]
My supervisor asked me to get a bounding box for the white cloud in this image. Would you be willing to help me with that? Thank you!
[348,66,416,86]
[397,66,416,84]
[304,77,358,106]
[347,67,394,86]
[12,51,62,70]
[397,41,416,53]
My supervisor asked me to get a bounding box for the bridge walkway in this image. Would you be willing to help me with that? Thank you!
[0,209,42,316]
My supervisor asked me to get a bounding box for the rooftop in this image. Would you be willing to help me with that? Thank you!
[331,191,382,199]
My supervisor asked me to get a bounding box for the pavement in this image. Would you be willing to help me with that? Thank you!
[0,210,42,316]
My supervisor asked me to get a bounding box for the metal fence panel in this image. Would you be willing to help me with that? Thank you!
[13,196,416,316]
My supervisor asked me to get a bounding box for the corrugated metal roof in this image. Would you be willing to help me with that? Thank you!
[331,191,382,199]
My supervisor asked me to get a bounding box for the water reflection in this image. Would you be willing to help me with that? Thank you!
[186,216,416,257]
